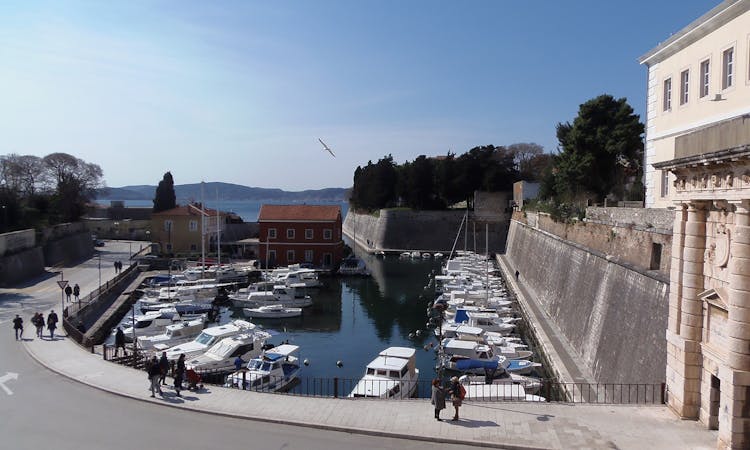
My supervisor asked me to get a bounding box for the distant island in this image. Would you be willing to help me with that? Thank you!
[97,182,350,203]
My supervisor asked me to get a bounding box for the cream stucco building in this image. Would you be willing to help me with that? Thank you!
[640,0,750,208]
[641,2,750,449]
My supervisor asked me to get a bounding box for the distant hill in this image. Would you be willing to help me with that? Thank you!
[97,182,349,202]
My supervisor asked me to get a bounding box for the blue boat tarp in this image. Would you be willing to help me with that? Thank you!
[455,359,499,371]
[454,309,469,324]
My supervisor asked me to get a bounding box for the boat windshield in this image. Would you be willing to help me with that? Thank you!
[247,359,272,372]
[195,332,214,345]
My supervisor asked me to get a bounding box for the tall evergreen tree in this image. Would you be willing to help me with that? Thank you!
[153,172,177,212]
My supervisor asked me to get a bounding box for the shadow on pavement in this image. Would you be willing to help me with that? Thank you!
[447,419,498,428]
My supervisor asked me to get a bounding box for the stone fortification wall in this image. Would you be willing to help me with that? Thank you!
[43,231,94,266]
[0,247,45,287]
[344,209,509,253]
[518,208,674,275]
[505,219,669,384]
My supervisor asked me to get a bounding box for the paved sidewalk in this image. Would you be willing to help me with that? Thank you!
[24,336,716,450]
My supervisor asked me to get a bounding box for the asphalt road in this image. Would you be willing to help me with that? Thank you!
[0,241,472,450]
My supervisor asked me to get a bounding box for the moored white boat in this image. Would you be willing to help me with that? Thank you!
[186,330,272,373]
[243,304,302,319]
[349,347,419,399]
[164,319,255,361]
[225,344,302,392]
[138,316,207,351]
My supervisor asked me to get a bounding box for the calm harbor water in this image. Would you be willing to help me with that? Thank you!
[226,253,444,395]
[97,199,349,223]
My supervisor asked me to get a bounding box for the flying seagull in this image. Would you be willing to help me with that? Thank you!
[318,138,336,158]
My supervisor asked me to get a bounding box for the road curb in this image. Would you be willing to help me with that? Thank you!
[23,339,549,450]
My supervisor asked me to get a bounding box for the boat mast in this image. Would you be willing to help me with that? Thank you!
[201,181,205,279]
[216,187,221,267]
[448,210,466,260]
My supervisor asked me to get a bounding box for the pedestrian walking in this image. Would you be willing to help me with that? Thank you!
[431,379,446,421]
[73,284,80,301]
[64,285,72,302]
[113,261,118,273]
[158,352,169,385]
[448,376,465,421]
[47,310,58,340]
[147,356,163,397]
[12,315,23,340]
[174,354,186,397]
[114,327,126,357]
[32,312,45,338]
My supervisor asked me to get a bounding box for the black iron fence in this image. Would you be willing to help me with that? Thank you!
[101,345,664,404]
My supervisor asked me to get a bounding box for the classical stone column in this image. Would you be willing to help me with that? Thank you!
[668,203,687,334]
[666,201,706,419]
[680,202,708,340]
[720,199,750,450]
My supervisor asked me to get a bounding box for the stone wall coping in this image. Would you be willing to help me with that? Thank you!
[512,219,670,284]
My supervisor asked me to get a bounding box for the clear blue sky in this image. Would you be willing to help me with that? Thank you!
[0,0,714,190]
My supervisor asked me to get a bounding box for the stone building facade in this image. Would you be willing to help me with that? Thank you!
[655,139,750,449]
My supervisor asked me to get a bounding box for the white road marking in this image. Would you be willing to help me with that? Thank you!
[0,372,19,395]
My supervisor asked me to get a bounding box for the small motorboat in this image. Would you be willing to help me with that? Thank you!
[243,304,302,319]
[225,344,302,392]
[399,252,411,259]
[349,347,419,399]
[433,252,444,259]
[422,253,431,259]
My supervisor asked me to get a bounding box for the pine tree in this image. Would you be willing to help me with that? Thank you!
[153,172,176,212]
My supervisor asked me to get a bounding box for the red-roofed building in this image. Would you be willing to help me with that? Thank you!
[257,204,343,268]
[151,204,238,255]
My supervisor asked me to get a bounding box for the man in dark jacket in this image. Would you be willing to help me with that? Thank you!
[64,285,72,302]
[158,352,169,385]
[12,315,23,340]
[47,310,58,340]
[147,356,163,397]
[114,327,126,357]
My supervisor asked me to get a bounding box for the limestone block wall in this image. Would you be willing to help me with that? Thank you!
[506,219,669,383]
[344,209,509,253]
[0,247,45,287]
[43,232,94,266]
[514,209,674,275]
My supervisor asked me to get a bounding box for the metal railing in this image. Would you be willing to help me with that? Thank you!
[99,346,665,405]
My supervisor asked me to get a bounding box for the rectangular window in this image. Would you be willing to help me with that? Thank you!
[723,47,734,89]
[166,243,172,252]
[700,59,710,98]
[189,220,198,231]
[268,250,276,263]
[680,70,689,105]
[268,228,276,239]
[663,78,672,111]
[287,228,295,239]
[304,250,314,262]
[323,229,332,240]
[164,220,173,232]
[305,229,313,240]
[286,250,295,262]
[650,243,663,270]
[660,170,669,198]
[190,244,197,251]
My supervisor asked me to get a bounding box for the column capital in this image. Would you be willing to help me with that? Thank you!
[687,200,711,212]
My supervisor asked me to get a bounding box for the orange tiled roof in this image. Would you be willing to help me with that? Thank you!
[258,204,341,222]
[151,204,225,217]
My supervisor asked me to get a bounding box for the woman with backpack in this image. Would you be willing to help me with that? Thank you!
[448,376,465,421]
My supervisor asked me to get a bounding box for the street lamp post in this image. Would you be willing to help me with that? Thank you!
[56,272,68,319]
[98,252,101,292]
